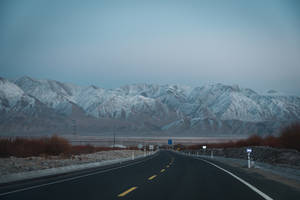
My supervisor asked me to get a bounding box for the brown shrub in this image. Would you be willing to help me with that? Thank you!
[44,135,71,155]
[183,123,300,151]
[279,123,300,151]
[0,135,138,158]
[0,135,71,157]
[71,145,96,155]
[242,135,264,147]
[263,135,280,148]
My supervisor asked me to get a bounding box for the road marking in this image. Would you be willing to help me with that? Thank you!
[198,158,273,200]
[160,169,165,173]
[118,186,137,197]
[0,153,160,197]
[148,175,157,180]
[166,165,170,168]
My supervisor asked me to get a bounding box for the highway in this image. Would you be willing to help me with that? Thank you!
[1,150,299,200]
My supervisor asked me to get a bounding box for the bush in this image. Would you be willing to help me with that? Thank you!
[0,135,71,157]
[183,123,300,151]
[44,135,71,155]
[263,135,280,148]
[279,123,300,151]
[0,135,137,158]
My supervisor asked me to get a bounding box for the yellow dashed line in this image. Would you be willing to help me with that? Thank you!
[160,169,165,173]
[118,186,138,197]
[148,175,157,180]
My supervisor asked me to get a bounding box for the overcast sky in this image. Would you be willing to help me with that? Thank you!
[1,0,300,95]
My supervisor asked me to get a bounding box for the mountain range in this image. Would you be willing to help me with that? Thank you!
[0,76,299,136]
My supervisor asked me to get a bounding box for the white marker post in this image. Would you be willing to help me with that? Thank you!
[132,151,135,160]
[149,145,154,155]
[246,148,252,168]
[202,145,207,156]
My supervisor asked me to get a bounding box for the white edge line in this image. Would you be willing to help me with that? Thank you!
[197,158,273,200]
[0,152,159,197]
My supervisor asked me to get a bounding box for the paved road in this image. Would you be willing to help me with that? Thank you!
[1,150,299,200]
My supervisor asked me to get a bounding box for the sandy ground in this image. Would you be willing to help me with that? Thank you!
[0,150,143,176]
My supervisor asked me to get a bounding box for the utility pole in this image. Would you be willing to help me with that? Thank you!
[113,130,116,148]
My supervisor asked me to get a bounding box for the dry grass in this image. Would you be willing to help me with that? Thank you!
[185,122,300,151]
[0,135,138,158]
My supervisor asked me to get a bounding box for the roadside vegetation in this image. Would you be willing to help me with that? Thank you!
[181,123,300,151]
[0,135,137,158]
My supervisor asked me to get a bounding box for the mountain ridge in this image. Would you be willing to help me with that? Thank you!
[0,76,299,136]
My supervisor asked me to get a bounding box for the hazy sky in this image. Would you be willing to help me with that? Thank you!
[1,0,300,95]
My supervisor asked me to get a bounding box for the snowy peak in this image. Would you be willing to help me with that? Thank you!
[15,77,80,114]
[9,78,300,122]
[0,77,24,100]
[0,77,25,109]
[1,76,300,135]
[0,77,53,115]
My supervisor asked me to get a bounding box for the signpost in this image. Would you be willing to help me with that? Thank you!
[246,148,252,168]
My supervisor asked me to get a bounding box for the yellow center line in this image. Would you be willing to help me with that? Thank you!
[160,169,165,173]
[118,186,138,197]
[148,175,157,180]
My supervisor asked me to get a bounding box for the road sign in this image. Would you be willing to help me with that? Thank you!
[168,139,172,145]
[246,148,252,153]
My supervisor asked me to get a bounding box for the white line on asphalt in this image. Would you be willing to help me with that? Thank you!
[0,152,160,197]
[197,158,273,200]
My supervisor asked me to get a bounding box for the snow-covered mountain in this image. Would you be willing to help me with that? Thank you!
[0,77,47,115]
[1,76,299,136]
[0,77,71,134]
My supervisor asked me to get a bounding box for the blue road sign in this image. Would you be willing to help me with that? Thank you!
[168,139,172,145]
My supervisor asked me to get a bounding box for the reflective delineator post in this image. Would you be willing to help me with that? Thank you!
[246,148,252,168]
[248,153,250,168]
[202,145,207,156]
[132,151,135,160]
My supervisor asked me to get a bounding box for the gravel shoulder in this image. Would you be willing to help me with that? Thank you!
[194,154,300,191]
[0,150,144,184]
[185,146,300,191]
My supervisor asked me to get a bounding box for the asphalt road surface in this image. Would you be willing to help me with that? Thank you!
[1,150,300,200]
